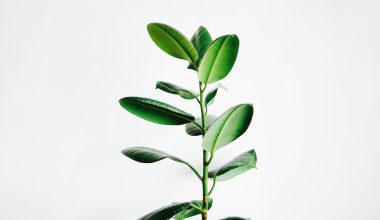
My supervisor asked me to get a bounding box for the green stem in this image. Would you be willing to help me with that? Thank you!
[199,82,209,220]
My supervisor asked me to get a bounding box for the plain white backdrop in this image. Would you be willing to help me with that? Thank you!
[1,0,380,219]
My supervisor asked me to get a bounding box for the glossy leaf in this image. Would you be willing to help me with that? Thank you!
[187,26,212,70]
[185,115,217,136]
[122,147,187,164]
[220,217,251,220]
[198,35,239,84]
[119,97,194,125]
[147,23,198,64]
[138,201,191,220]
[202,104,253,152]
[209,149,257,181]
[174,199,213,220]
[205,88,218,106]
[206,84,228,107]
[191,26,212,59]
[156,81,198,100]
[122,147,201,180]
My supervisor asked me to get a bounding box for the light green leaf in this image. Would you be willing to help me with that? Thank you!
[185,115,217,136]
[202,104,253,152]
[156,81,198,100]
[138,201,191,220]
[174,199,213,220]
[119,97,194,125]
[147,23,198,64]
[198,35,239,84]
[209,149,257,181]
[220,217,251,220]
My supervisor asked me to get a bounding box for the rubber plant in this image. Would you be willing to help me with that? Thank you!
[119,23,256,220]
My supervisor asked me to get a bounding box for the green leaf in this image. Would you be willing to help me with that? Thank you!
[138,201,191,220]
[206,84,228,107]
[122,147,201,180]
[198,35,239,84]
[122,147,185,163]
[147,23,198,64]
[205,88,218,106]
[185,115,217,136]
[119,97,194,125]
[187,62,197,71]
[187,26,212,71]
[202,104,253,152]
[220,217,251,220]
[209,149,257,181]
[174,199,213,220]
[191,26,212,61]
[156,81,198,100]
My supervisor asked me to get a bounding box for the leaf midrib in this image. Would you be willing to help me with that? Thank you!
[210,105,243,152]
[204,36,229,84]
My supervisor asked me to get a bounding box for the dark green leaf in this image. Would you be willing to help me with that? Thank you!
[122,147,201,180]
[174,199,213,220]
[147,23,198,64]
[138,201,191,220]
[206,84,228,107]
[156,81,198,100]
[187,62,197,71]
[187,26,212,71]
[185,115,217,136]
[209,149,257,181]
[205,88,218,106]
[119,97,194,125]
[191,26,212,61]
[198,35,239,84]
[122,147,184,163]
[203,104,253,152]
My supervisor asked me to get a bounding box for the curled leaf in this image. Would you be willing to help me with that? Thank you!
[209,149,257,181]
[156,81,198,100]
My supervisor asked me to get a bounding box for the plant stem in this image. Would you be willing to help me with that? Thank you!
[199,82,209,220]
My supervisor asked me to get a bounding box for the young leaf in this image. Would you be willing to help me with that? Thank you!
[205,88,218,106]
[138,201,191,220]
[185,115,217,136]
[147,23,198,65]
[202,104,253,152]
[122,147,201,180]
[206,84,228,107]
[156,81,198,100]
[174,199,213,220]
[198,35,239,84]
[209,149,257,181]
[220,217,251,220]
[187,26,212,70]
[119,97,194,125]
[191,26,212,61]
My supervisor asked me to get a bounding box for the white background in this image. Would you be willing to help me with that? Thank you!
[1,0,379,219]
